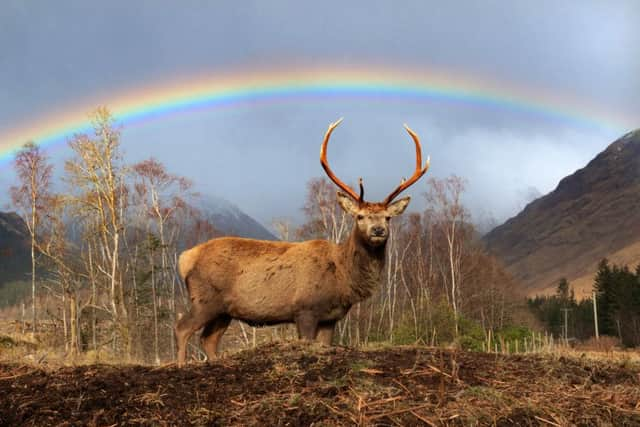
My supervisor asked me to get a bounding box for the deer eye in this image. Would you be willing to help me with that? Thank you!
[357,214,364,220]
[385,216,391,221]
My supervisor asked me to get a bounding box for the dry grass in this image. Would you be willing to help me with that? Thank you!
[527,339,640,368]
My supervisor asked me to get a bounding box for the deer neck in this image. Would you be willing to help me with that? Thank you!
[340,226,387,302]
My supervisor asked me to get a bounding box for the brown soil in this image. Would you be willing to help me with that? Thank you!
[1,342,639,426]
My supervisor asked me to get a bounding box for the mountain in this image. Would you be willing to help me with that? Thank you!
[484,129,640,297]
[0,211,30,284]
[0,195,275,286]
[198,195,277,241]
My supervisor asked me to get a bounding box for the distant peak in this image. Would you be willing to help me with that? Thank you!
[602,129,640,156]
[620,128,640,141]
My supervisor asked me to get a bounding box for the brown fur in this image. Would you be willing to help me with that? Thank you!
[174,195,411,366]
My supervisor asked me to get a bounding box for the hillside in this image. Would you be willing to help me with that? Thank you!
[0,212,30,285]
[484,129,640,297]
[0,196,274,285]
[198,195,277,241]
[0,342,638,425]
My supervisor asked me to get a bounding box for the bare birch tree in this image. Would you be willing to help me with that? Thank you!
[425,175,469,336]
[11,142,53,333]
[64,107,132,357]
[298,178,351,243]
[132,157,193,363]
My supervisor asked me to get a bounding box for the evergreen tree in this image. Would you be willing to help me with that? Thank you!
[528,261,640,346]
[556,278,569,301]
[592,259,640,346]
[594,259,616,336]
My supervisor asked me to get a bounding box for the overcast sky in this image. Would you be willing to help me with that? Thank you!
[1,1,638,230]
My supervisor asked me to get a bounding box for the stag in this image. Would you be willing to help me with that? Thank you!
[175,119,430,365]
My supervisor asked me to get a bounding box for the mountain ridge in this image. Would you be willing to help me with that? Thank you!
[0,211,31,284]
[0,195,277,288]
[196,195,277,241]
[484,129,640,297]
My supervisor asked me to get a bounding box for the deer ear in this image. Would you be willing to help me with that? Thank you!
[336,191,359,215]
[386,196,411,217]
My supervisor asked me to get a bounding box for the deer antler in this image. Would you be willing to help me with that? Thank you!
[382,124,430,205]
[320,118,363,202]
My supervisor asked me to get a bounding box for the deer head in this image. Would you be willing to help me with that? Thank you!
[320,119,430,247]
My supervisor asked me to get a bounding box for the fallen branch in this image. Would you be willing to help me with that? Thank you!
[392,378,413,396]
[534,415,561,426]
[360,368,384,375]
[410,410,438,426]
[318,400,358,425]
[366,403,432,421]
[427,364,452,378]
[0,369,38,381]
[363,395,405,408]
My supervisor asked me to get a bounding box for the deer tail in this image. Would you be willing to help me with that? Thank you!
[178,246,201,283]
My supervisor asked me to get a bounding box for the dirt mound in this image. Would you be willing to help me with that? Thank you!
[1,343,639,426]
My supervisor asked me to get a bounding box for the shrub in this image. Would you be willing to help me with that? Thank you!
[495,325,536,353]
[458,317,485,351]
[497,325,533,342]
[429,299,457,345]
[392,317,419,345]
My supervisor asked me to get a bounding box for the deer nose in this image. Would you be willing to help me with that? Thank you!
[371,226,386,237]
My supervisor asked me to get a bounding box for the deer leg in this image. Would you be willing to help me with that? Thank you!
[295,311,319,340]
[175,309,211,367]
[200,314,231,361]
[315,321,336,345]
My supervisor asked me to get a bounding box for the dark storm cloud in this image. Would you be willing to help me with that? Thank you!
[2,0,638,122]
[1,0,638,225]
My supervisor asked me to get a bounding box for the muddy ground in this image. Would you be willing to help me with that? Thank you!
[0,342,639,426]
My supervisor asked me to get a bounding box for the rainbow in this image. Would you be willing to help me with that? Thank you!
[0,65,635,166]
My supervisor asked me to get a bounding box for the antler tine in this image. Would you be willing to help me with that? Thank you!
[320,118,361,202]
[358,177,364,202]
[382,124,431,205]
